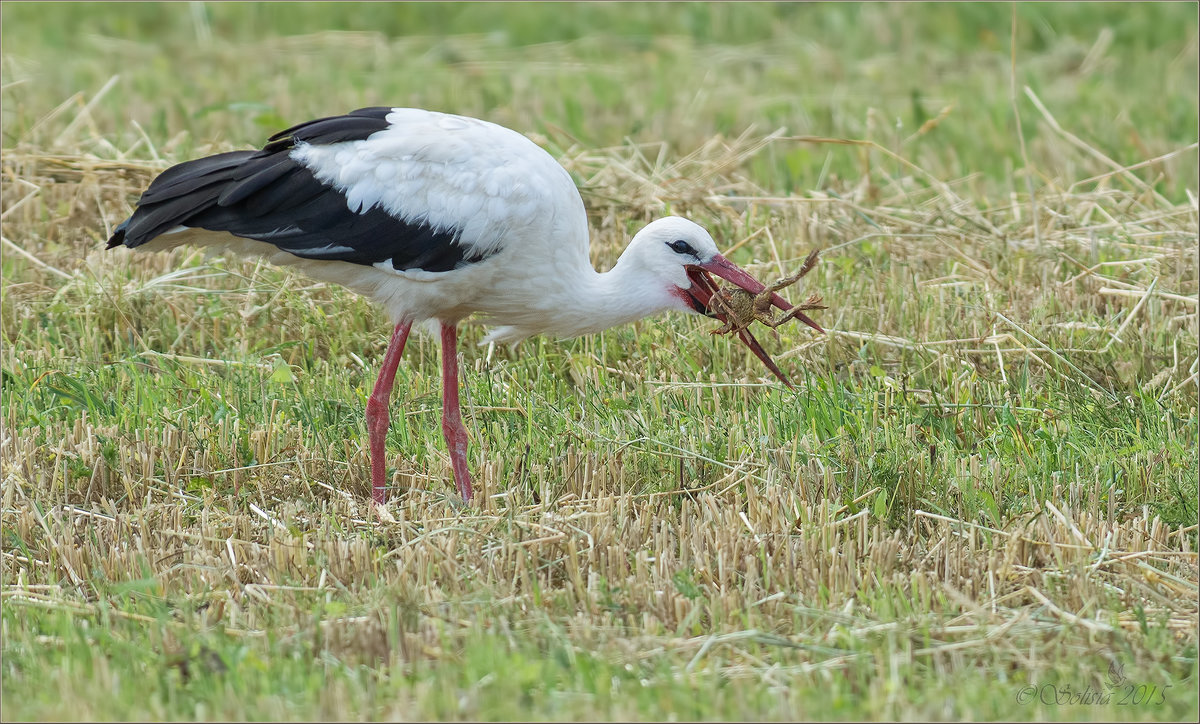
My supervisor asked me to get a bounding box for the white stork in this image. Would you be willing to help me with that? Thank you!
[108,107,822,505]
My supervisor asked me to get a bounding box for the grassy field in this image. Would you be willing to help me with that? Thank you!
[2,2,1198,720]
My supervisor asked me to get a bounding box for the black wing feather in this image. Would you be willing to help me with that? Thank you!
[107,107,494,273]
[216,156,300,206]
[262,107,394,152]
[137,151,258,204]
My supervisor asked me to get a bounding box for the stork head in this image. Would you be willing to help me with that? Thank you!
[625,216,823,388]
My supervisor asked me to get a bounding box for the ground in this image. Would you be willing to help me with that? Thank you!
[2,3,1197,721]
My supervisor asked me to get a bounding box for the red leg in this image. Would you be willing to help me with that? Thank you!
[439,322,474,502]
[366,321,412,505]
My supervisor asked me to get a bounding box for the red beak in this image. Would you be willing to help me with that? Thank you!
[683,254,824,390]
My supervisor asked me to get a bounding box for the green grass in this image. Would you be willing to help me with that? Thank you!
[9,604,1196,721]
[3,2,1198,721]
[2,2,1197,198]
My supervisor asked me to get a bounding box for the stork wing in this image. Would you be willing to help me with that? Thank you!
[109,107,575,274]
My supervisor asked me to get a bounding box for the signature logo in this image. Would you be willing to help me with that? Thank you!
[1106,660,1127,689]
[1016,659,1170,707]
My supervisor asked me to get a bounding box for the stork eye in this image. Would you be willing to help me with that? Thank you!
[667,239,697,256]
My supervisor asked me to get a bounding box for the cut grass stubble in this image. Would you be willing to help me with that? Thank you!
[3,4,1198,720]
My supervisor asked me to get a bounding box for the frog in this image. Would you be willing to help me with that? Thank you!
[710,249,826,336]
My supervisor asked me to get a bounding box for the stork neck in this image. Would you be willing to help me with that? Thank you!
[562,255,682,335]
[479,241,687,344]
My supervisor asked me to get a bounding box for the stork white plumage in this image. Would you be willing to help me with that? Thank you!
[108,107,821,505]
